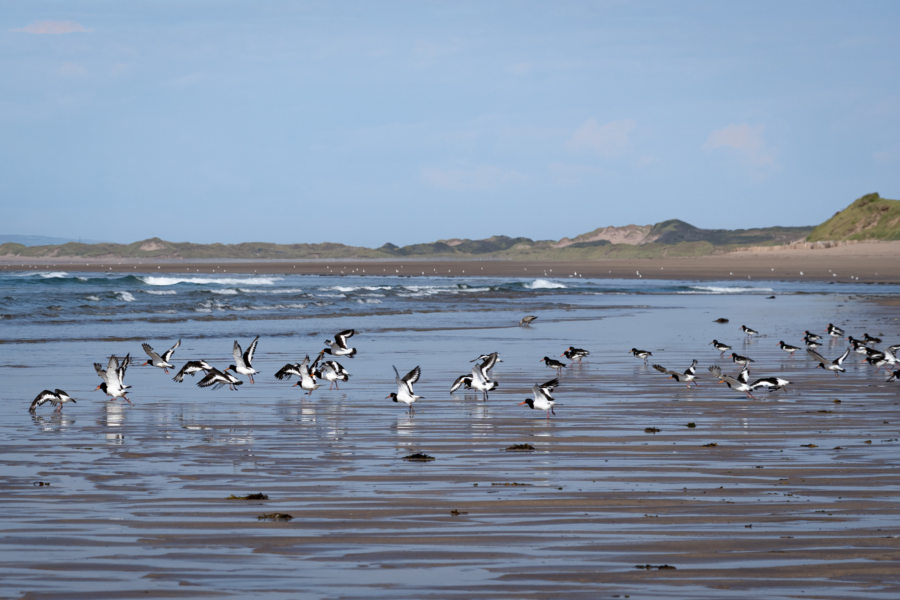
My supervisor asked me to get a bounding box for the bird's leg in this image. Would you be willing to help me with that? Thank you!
[250,375,255,384]
[122,395,133,405]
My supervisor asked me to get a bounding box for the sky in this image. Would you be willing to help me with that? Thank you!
[2,1,899,246]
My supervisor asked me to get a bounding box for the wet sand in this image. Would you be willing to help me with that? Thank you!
[2,240,900,282]
[2,293,899,598]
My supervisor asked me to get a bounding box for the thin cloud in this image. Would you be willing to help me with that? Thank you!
[704,124,775,168]
[568,118,636,157]
[12,20,89,35]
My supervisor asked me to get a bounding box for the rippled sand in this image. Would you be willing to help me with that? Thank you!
[2,292,899,599]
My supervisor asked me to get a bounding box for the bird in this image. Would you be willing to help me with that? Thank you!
[708,365,757,399]
[748,376,791,392]
[826,323,845,338]
[317,359,349,390]
[293,354,321,396]
[198,367,243,391]
[274,362,305,381]
[808,347,850,375]
[883,344,900,366]
[803,330,823,343]
[471,352,502,378]
[741,325,759,336]
[562,346,590,362]
[29,389,76,413]
[653,362,699,388]
[467,360,498,401]
[172,359,213,382]
[711,339,731,354]
[863,333,882,344]
[226,336,259,383]
[388,365,422,414]
[887,369,900,382]
[630,348,652,363]
[731,352,755,366]
[449,373,472,393]
[141,339,181,373]
[323,329,356,358]
[519,315,538,327]
[94,354,132,404]
[520,378,559,419]
[778,341,801,355]
[542,356,567,375]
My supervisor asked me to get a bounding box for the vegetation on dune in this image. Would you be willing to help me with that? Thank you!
[807,193,900,241]
[4,193,896,260]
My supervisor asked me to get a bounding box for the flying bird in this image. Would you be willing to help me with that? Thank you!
[388,365,422,414]
[29,389,76,413]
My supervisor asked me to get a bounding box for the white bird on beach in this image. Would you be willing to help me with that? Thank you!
[141,339,181,373]
[226,336,259,383]
[293,354,321,396]
[95,354,132,404]
[29,389,76,413]
[388,365,422,414]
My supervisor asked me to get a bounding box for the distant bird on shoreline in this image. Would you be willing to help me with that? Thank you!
[630,348,652,363]
[29,389,76,413]
[778,341,800,356]
[711,339,731,354]
[562,346,590,362]
[826,323,845,338]
[542,356,566,375]
[519,315,538,327]
[317,359,349,390]
[741,325,759,337]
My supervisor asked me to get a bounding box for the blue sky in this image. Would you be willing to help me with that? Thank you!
[2,1,899,246]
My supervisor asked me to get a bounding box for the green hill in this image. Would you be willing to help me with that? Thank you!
[807,193,900,241]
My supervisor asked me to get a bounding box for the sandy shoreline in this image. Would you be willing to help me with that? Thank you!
[2,241,899,282]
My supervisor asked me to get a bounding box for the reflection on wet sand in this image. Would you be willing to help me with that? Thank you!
[2,293,899,599]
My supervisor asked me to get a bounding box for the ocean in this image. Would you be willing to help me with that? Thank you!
[2,270,899,599]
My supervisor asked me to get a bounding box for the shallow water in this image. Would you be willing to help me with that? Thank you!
[1,272,899,599]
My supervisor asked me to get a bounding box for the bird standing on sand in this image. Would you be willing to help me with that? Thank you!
[29,389,76,413]
[711,339,732,354]
[863,333,882,344]
[808,347,850,375]
[520,378,559,419]
[542,356,566,375]
[778,341,800,356]
[389,365,422,414]
[227,336,259,383]
[324,329,356,358]
[562,346,590,362]
[141,339,181,373]
[731,352,754,366]
[741,325,759,337]
[173,360,213,382]
[826,323,845,338]
[95,354,132,404]
[630,348,652,363]
[519,315,538,327]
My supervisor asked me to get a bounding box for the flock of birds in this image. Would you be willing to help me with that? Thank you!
[28,317,899,417]
[629,321,900,400]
